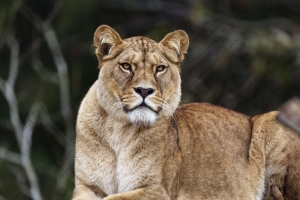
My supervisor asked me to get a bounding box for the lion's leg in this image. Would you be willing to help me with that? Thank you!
[103,187,169,200]
[72,184,106,200]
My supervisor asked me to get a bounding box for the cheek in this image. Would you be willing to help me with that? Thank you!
[112,66,128,84]
[158,70,180,96]
[115,74,130,89]
[157,71,170,92]
[105,66,131,92]
[99,67,126,98]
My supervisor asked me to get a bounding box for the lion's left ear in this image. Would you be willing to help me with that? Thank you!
[159,30,189,62]
[94,25,123,61]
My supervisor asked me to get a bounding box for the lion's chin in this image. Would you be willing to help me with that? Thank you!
[128,107,157,126]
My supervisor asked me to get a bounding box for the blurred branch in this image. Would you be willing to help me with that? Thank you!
[10,166,31,198]
[43,21,75,199]
[0,148,22,165]
[22,103,41,155]
[216,15,300,32]
[0,35,43,200]
[1,1,75,197]
[32,54,59,84]
[20,3,75,196]
[40,106,69,147]
[191,4,300,32]
[45,0,64,25]
[1,35,22,143]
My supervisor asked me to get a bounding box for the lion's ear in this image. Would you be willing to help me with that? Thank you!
[94,25,123,61]
[159,30,189,62]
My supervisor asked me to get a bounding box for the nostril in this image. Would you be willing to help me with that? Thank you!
[148,88,154,95]
[134,87,155,98]
[134,87,142,94]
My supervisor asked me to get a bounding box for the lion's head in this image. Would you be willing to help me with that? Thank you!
[93,25,189,126]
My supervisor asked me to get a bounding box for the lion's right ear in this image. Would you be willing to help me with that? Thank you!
[94,25,123,61]
[159,30,189,63]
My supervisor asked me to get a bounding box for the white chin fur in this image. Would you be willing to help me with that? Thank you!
[128,107,157,125]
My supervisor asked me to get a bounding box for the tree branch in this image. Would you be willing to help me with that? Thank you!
[0,34,43,200]
[0,148,22,165]
[20,4,75,195]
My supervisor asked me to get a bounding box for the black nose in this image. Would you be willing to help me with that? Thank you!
[134,87,155,98]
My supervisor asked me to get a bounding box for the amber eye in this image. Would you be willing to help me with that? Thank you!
[120,63,132,71]
[156,65,166,73]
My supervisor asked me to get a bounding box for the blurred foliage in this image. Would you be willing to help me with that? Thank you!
[0,0,300,199]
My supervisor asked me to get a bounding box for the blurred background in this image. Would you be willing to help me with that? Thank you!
[0,0,299,199]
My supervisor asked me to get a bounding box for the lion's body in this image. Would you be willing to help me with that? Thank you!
[73,25,300,200]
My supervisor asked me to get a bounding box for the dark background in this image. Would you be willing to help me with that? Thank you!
[0,0,299,199]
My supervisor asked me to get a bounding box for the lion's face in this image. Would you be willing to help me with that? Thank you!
[93,25,189,126]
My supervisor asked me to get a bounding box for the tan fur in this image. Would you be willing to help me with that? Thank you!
[72,25,300,200]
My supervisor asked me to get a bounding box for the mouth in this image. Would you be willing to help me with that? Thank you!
[123,102,161,114]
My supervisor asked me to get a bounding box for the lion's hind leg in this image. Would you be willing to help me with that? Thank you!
[255,111,300,200]
[282,144,300,200]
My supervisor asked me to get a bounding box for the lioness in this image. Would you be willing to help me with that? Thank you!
[73,25,300,200]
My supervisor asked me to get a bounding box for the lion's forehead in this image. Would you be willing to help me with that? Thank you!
[121,37,167,65]
[119,51,168,65]
[124,36,157,49]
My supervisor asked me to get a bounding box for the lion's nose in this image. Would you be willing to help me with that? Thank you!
[134,87,155,98]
